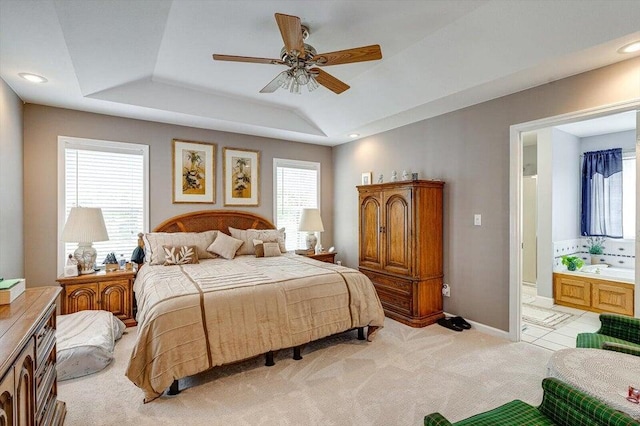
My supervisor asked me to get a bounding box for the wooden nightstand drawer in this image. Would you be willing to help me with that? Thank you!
[302,252,337,264]
[57,270,136,327]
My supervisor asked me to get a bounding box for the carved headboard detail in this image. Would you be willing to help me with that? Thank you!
[153,210,276,233]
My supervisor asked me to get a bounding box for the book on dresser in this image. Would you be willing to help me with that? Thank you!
[0,278,25,304]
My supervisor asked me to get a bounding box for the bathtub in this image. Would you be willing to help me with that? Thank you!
[553,266,635,316]
[575,265,635,285]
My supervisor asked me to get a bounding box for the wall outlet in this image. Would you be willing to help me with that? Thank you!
[442,283,450,297]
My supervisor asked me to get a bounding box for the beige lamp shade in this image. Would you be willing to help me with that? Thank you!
[62,207,109,275]
[298,208,324,232]
[61,207,109,243]
[298,208,324,252]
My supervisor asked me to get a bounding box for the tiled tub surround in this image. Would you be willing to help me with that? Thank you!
[553,238,635,268]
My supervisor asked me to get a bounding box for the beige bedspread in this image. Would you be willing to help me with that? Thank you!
[125,253,384,401]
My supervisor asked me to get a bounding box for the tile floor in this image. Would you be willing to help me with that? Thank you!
[521,284,601,351]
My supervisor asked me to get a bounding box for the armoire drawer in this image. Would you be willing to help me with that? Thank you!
[359,269,413,296]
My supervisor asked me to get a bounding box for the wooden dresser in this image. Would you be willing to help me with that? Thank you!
[358,180,444,327]
[0,287,66,425]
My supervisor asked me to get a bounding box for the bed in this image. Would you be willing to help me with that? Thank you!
[125,210,385,402]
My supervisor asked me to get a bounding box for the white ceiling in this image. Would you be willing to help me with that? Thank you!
[1,0,639,146]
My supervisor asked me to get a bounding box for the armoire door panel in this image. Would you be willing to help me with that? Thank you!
[359,194,383,269]
[383,190,412,276]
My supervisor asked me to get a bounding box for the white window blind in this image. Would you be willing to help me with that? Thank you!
[274,159,320,251]
[61,137,148,268]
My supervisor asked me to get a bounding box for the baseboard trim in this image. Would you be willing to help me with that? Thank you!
[444,312,510,340]
[533,296,554,309]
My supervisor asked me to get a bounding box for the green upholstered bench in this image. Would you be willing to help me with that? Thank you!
[576,313,640,357]
[424,377,639,426]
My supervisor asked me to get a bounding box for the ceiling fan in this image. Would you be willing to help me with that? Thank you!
[212,13,382,95]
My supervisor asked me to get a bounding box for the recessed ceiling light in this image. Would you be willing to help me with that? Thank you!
[349,133,360,138]
[19,73,48,83]
[617,41,640,54]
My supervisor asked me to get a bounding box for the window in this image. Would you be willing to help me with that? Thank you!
[273,159,320,251]
[622,154,636,239]
[58,137,149,271]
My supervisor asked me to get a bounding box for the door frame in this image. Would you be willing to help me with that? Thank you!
[508,99,640,341]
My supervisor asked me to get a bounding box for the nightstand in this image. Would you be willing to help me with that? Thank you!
[56,270,136,327]
[303,252,337,264]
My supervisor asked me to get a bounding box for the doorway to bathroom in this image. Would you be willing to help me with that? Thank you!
[509,101,640,345]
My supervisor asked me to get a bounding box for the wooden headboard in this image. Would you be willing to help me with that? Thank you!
[152,210,276,234]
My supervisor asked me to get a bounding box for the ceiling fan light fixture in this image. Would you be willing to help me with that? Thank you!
[307,75,319,92]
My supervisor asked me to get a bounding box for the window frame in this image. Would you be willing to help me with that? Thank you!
[272,158,322,251]
[57,136,150,275]
[622,152,636,240]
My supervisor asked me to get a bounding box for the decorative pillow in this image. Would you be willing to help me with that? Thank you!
[228,227,253,255]
[207,232,244,260]
[247,228,286,253]
[143,231,217,265]
[253,239,282,258]
[162,245,199,265]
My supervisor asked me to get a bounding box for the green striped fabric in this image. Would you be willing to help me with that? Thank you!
[424,400,553,426]
[423,378,640,426]
[598,313,640,345]
[576,314,640,356]
[602,341,640,357]
[539,378,639,426]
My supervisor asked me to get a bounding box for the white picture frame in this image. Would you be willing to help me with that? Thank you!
[361,171,372,185]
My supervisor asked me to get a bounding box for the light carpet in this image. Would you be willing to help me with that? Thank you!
[522,304,573,329]
[58,319,552,425]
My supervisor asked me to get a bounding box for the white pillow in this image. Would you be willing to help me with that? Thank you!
[229,227,253,255]
[143,231,217,265]
[207,232,244,260]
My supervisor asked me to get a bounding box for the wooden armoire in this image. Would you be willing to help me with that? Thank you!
[357,180,444,327]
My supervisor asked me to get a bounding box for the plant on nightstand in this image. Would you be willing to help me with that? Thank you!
[561,255,584,271]
[586,236,605,264]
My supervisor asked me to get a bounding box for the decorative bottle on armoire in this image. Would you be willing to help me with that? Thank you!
[357,179,445,327]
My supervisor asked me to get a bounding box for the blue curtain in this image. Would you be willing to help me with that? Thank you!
[581,148,623,237]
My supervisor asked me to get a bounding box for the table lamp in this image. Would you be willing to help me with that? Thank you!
[298,208,324,253]
[61,207,109,274]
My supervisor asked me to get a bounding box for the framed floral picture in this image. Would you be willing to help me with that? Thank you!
[172,139,216,203]
[223,147,260,206]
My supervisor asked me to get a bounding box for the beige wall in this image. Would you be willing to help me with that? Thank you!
[23,105,333,287]
[333,57,640,331]
[0,78,24,279]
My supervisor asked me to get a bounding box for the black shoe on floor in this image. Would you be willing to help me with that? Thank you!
[451,316,471,330]
[437,317,463,332]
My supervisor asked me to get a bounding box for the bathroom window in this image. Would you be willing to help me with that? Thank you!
[622,155,635,239]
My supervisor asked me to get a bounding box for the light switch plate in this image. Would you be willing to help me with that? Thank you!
[474,214,482,226]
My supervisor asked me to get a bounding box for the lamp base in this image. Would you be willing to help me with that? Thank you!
[74,243,97,275]
[305,233,317,253]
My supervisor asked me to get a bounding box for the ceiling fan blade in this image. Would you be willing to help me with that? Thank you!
[274,13,305,57]
[260,71,289,93]
[310,68,350,94]
[212,54,284,65]
[312,44,382,66]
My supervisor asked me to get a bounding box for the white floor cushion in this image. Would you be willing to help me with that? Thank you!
[56,310,126,381]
